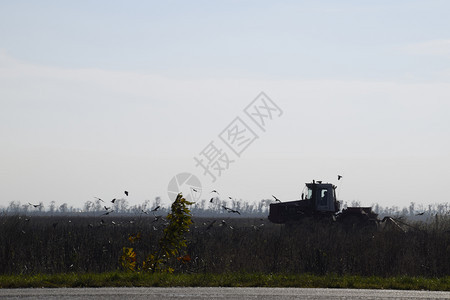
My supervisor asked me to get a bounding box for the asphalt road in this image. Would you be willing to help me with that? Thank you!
[0,287,449,300]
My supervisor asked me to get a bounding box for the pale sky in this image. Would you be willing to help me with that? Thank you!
[1,1,450,210]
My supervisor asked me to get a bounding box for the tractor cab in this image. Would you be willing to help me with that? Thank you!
[303,181,339,213]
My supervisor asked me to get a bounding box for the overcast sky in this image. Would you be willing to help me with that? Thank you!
[1,1,449,210]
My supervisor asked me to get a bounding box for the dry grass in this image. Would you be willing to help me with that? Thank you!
[0,215,448,277]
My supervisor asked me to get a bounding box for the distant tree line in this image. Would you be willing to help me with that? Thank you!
[1,198,448,220]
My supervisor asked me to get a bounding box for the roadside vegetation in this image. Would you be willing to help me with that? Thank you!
[0,272,448,290]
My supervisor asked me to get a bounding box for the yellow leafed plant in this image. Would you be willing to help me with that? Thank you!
[120,247,137,271]
[120,194,193,273]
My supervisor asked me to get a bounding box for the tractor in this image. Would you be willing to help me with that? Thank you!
[268,180,380,228]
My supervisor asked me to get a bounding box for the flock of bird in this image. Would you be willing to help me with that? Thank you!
[93,190,168,217]
[191,188,245,215]
[90,188,268,231]
[43,187,265,230]
[92,191,130,216]
[23,187,271,232]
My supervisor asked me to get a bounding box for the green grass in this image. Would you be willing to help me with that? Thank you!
[0,272,448,291]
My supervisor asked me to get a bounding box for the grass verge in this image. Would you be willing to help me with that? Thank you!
[0,273,448,290]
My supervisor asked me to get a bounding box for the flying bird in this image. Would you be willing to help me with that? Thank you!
[230,209,241,215]
[222,205,231,212]
[211,190,219,195]
[222,205,241,215]
[111,198,116,203]
[151,206,160,212]
[94,197,104,202]
[338,175,343,180]
[141,210,148,215]
[28,203,42,208]
[102,210,114,216]
[210,197,215,203]
[416,212,425,216]
[124,191,129,196]
[272,195,281,202]
[191,187,199,193]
